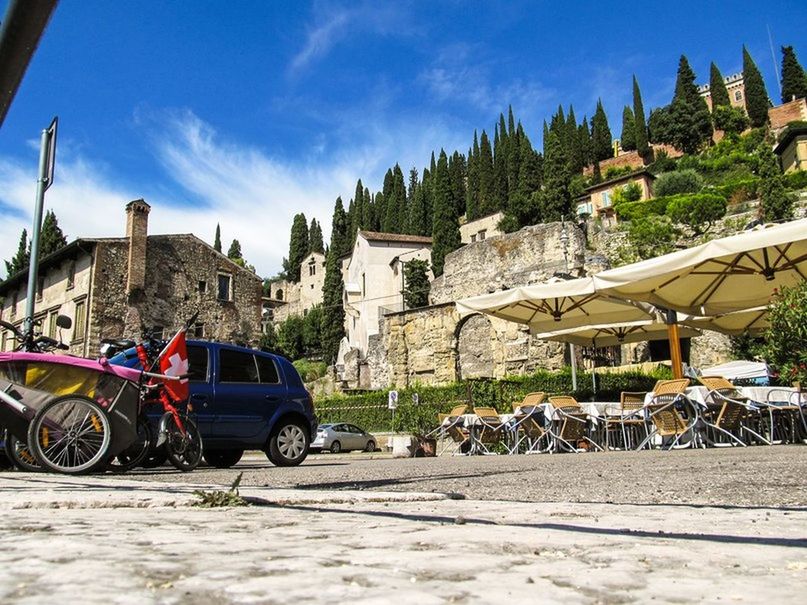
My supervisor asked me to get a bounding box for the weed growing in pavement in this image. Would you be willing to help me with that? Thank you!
[192,472,249,507]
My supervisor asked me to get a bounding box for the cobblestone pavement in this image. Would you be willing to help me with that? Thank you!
[1,446,805,604]
[130,445,807,507]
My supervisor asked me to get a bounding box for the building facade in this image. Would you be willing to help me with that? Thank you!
[459,212,505,244]
[267,251,326,324]
[576,170,656,224]
[698,72,746,110]
[0,200,263,355]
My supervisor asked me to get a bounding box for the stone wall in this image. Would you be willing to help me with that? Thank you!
[689,331,733,369]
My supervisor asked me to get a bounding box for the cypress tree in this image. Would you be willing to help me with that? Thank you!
[381,169,395,232]
[287,213,309,281]
[758,142,794,221]
[620,106,637,151]
[308,218,324,254]
[352,179,365,232]
[466,132,480,220]
[578,117,592,168]
[493,123,508,210]
[320,198,349,364]
[743,45,770,128]
[478,130,495,216]
[591,99,613,161]
[780,45,807,103]
[362,187,374,231]
[40,210,67,257]
[214,223,222,252]
[346,198,357,242]
[668,55,713,154]
[407,168,419,206]
[709,62,731,108]
[542,120,550,156]
[407,182,429,236]
[537,130,571,222]
[517,131,542,196]
[392,163,407,232]
[632,75,650,158]
[420,170,433,236]
[565,107,583,174]
[448,151,467,219]
[227,239,243,260]
[5,229,29,276]
[431,150,461,277]
[506,122,523,200]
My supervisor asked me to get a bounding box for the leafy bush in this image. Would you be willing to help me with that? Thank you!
[293,359,327,382]
[611,182,643,205]
[614,196,670,221]
[763,281,807,385]
[653,169,704,197]
[648,149,677,174]
[712,105,750,136]
[706,176,760,203]
[785,170,807,191]
[314,368,672,432]
[666,192,727,234]
[626,216,680,260]
[603,165,637,181]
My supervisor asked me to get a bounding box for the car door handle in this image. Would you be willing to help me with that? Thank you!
[265,395,281,402]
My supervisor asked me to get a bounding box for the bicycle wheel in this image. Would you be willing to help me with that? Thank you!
[107,416,152,473]
[28,395,111,475]
[5,433,41,472]
[166,415,203,472]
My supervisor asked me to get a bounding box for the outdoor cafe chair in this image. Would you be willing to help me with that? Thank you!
[697,376,770,446]
[509,392,549,454]
[428,404,470,455]
[762,381,804,444]
[471,406,507,454]
[635,378,697,450]
[547,396,604,453]
[603,391,648,450]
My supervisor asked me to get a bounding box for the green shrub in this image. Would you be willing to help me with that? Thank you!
[313,368,672,433]
[706,176,760,203]
[653,169,704,197]
[293,359,328,382]
[785,170,807,191]
[666,192,727,234]
[712,105,750,136]
[611,182,643,205]
[614,196,670,221]
[603,165,636,181]
[763,281,807,385]
[626,216,680,260]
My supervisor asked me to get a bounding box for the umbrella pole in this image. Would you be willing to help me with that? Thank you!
[665,309,684,379]
[569,343,578,392]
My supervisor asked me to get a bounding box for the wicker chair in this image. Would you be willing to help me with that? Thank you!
[510,393,549,454]
[697,376,768,446]
[636,378,696,450]
[604,391,648,450]
[429,404,470,455]
[471,406,507,454]
[547,396,603,453]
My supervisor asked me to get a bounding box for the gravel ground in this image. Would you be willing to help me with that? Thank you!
[125,445,807,507]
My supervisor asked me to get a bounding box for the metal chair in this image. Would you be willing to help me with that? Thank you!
[763,381,804,444]
[547,396,603,453]
[428,404,470,455]
[636,379,698,450]
[471,406,507,454]
[509,393,549,454]
[604,391,648,450]
[697,376,769,446]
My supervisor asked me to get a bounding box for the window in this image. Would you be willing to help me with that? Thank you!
[479,230,487,241]
[310,284,314,289]
[67,261,75,289]
[1,331,6,352]
[36,277,44,301]
[198,280,207,294]
[362,273,366,297]
[193,323,205,338]
[48,312,58,338]
[734,90,743,102]
[471,234,477,243]
[309,264,316,276]
[73,299,86,342]
[186,345,209,381]
[255,354,280,384]
[218,349,259,383]
[217,273,232,301]
[276,289,283,301]
[602,190,612,208]
[10,293,17,319]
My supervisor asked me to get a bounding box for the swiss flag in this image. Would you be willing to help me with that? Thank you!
[158,328,190,402]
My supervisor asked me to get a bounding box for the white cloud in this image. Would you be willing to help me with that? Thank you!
[289,8,351,73]
[0,109,468,279]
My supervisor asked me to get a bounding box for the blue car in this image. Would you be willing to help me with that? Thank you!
[109,340,317,468]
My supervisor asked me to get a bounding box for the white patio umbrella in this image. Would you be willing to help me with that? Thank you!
[592,219,807,377]
[682,306,769,336]
[534,319,702,348]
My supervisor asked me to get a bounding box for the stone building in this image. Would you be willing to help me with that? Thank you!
[266,251,326,323]
[775,122,807,173]
[459,211,505,244]
[0,200,262,356]
[698,72,746,110]
[575,169,656,225]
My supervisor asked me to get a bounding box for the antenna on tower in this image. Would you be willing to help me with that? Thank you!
[767,24,782,96]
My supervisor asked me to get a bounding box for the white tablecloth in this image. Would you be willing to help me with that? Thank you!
[643,386,804,407]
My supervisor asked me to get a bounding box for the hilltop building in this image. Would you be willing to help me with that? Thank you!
[265,251,326,324]
[459,211,505,244]
[576,170,656,225]
[697,72,747,110]
[0,200,262,355]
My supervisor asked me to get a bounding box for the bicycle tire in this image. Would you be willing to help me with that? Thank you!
[5,432,41,472]
[107,416,152,473]
[166,415,203,472]
[27,395,111,475]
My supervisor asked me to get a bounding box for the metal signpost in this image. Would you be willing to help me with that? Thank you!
[388,390,398,430]
[23,117,58,341]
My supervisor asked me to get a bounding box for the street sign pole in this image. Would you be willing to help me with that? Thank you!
[23,116,57,342]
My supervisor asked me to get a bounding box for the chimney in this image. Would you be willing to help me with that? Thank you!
[125,199,151,293]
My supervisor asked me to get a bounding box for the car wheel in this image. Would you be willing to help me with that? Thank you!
[266,420,309,467]
[203,449,244,469]
[365,440,376,452]
[329,440,341,454]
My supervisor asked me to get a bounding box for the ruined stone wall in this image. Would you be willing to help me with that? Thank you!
[689,331,733,369]
[89,235,262,354]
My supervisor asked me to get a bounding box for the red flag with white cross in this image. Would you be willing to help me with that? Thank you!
[158,328,189,402]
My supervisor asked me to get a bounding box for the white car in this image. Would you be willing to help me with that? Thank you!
[311,423,377,453]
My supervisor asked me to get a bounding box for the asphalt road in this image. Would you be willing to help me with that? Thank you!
[126,445,807,507]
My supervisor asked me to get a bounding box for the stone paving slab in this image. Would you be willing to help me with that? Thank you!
[1,473,805,604]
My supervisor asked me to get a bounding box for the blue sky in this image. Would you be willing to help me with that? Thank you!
[1,0,805,277]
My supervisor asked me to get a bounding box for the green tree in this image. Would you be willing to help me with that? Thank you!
[611,182,643,205]
[227,239,243,260]
[478,130,495,215]
[308,218,324,254]
[493,123,508,210]
[302,305,323,356]
[403,259,431,309]
[321,198,349,364]
[276,315,305,360]
[712,105,749,137]
[666,55,713,154]
[653,169,704,197]
[259,322,277,353]
[213,223,222,252]
[430,150,461,277]
[708,62,731,108]
[620,106,636,151]
[39,210,67,257]
[757,142,794,221]
[743,45,770,128]
[591,99,613,162]
[648,105,673,144]
[633,75,650,158]
[627,216,680,260]
[578,117,592,167]
[780,45,807,103]
[448,151,467,219]
[763,281,807,385]
[287,213,309,281]
[466,132,480,220]
[666,193,727,235]
[536,129,571,222]
[407,181,429,236]
[5,229,29,276]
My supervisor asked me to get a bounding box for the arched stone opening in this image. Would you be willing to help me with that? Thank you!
[455,313,496,380]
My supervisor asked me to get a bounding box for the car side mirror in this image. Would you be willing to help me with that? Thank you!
[56,315,72,329]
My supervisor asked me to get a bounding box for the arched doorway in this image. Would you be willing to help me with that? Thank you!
[455,314,495,380]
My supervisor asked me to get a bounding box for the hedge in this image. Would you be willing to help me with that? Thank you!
[785,170,807,191]
[314,367,673,434]
[614,196,671,220]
